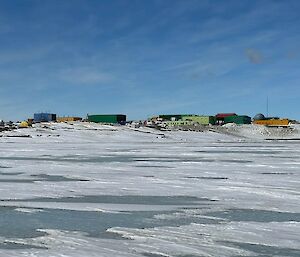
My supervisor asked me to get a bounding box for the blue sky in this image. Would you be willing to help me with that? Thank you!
[0,0,299,121]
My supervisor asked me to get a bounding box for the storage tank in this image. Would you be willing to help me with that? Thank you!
[253,113,265,121]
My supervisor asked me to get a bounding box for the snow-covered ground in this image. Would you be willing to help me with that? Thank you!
[215,123,300,139]
[0,122,299,257]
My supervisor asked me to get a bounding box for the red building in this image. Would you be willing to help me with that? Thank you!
[215,113,237,125]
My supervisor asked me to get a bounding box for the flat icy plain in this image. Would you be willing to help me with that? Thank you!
[0,123,299,257]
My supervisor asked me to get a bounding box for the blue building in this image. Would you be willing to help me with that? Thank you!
[34,113,57,122]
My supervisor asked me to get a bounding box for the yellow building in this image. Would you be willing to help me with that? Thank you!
[57,117,82,122]
[253,119,289,127]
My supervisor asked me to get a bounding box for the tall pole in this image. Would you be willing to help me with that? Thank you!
[267,96,269,117]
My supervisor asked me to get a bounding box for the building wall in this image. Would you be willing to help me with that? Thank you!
[165,120,194,126]
[158,114,193,121]
[34,113,56,122]
[253,119,289,126]
[57,117,82,122]
[224,115,252,124]
[87,114,126,124]
[182,115,216,125]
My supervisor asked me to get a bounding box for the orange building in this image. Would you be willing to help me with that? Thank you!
[253,119,289,127]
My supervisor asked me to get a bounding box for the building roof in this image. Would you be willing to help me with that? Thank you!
[216,113,237,118]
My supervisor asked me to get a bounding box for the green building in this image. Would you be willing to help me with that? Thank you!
[88,114,126,124]
[224,115,251,124]
[182,115,216,125]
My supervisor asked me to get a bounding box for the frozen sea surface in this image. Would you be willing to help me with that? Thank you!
[0,123,299,257]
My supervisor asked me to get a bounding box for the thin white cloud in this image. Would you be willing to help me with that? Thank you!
[59,67,114,84]
[0,44,57,65]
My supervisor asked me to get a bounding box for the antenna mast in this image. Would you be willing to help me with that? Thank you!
[266,96,269,117]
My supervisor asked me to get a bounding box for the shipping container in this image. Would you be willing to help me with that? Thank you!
[182,115,216,125]
[34,113,57,122]
[253,119,289,127]
[87,114,126,124]
[224,115,252,124]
